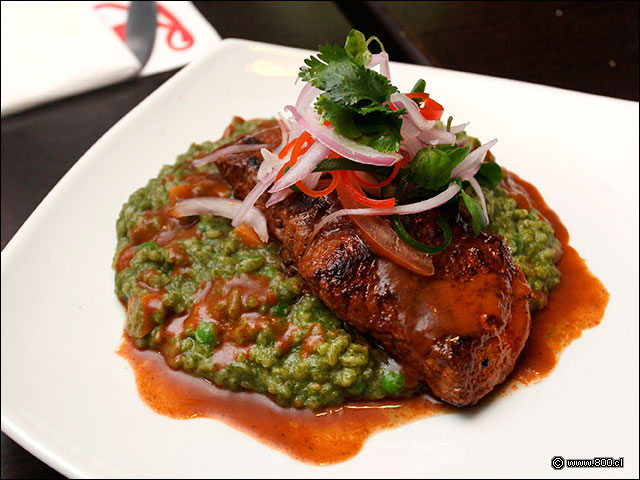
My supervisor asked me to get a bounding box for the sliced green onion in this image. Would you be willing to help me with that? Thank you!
[313,157,392,176]
[410,79,426,93]
[392,215,452,254]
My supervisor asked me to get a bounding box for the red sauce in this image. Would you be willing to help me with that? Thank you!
[501,172,609,386]
[300,323,326,359]
[117,171,608,465]
[275,323,299,353]
[176,274,279,351]
[115,171,231,273]
[118,338,447,465]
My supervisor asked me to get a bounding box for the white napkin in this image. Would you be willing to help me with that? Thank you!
[0,1,221,117]
[1,1,140,117]
[92,1,221,77]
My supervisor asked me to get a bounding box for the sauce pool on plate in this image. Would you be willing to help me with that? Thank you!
[118,170,608,465]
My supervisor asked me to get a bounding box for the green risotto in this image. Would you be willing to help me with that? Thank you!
[484,187,561,310]
[114,121,407,409]
[114,121,560,409]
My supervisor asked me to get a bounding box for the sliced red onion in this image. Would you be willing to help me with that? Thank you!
[366,53,390,80]
[418,127,456,146]
[468,176,489,225]
[170,197,268,242]
[451,138,497,180]
[288,120,304,142]
[266,171,325,207]
[296,83,320,111]
[367,53,383,68]
[257,147,286,182]
[266,188,292,207]
[271,115,290,156]
[269,141,330,193]
[233,166,278,226]
[400,120,424,156]
[193,143,268,167]
[303,171,323,188]
[390,92,436,132]
[310,182,460,240]
[449,122,469,134]
[460,160,482,181]
[285,105,402,166]
[401,116,420,137]
[379,52,391,80]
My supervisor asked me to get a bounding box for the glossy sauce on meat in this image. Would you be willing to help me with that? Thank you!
[118,170,609,464]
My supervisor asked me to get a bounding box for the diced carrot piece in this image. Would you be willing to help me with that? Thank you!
[233,223,264,248]
[168,184,193,206]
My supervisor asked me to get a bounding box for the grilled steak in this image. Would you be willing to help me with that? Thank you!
[213,120,532,406]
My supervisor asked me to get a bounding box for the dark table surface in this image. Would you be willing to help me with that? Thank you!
[1,1,637,477]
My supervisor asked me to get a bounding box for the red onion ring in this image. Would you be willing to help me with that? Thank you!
[192,143,268,167]
[390,92,436,132]
[468,176,489,225]
[169,197,268,242]
[269,141,330,193]
[296,83,320,111]
[451,138,497,180]
[257,147,287,182]
[310,182,461,240]
[285,105,402,166]
[418,127,456,146]
[449,122,469,134]
[266,188,292,207]
[233,165,278,226]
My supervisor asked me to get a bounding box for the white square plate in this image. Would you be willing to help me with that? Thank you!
[2,39,638,478]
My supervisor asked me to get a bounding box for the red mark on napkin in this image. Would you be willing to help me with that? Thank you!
[94,3,193,51]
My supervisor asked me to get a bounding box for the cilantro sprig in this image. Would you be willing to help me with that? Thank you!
[299,30,405,153]
[300,30,503,240]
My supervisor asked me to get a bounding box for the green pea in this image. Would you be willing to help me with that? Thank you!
[271,300,289,317]
[196,321,216,346]
[381,371,405,395]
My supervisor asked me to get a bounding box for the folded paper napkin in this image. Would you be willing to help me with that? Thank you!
[1,1,220,117]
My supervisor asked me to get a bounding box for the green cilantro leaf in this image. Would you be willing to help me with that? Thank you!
[316,96,403,152]
[437,144,470,168]
[475,162,502,189]
[460,189,487,235]
[315,96,362,138]
[299,30,404,153]
[299,38,397,108]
